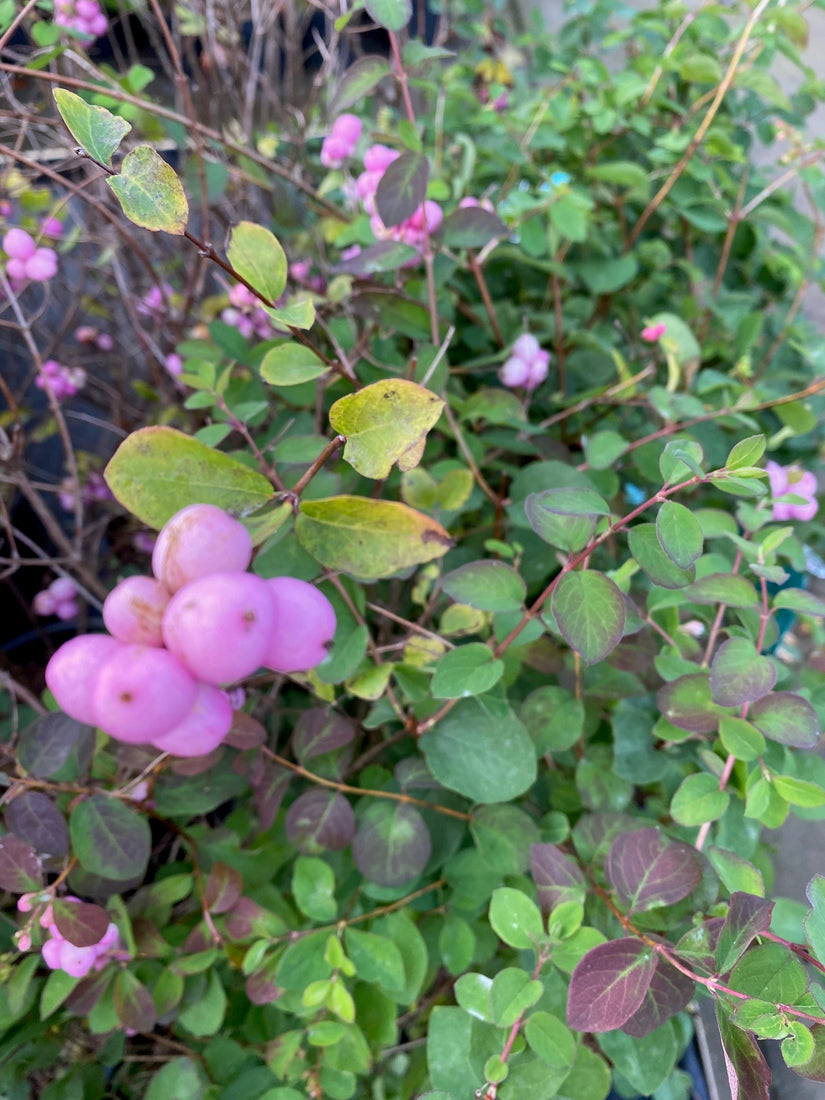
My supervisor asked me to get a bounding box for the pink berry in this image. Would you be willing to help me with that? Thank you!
[54,599,79,621]
[262,577,336,672]
[25,248,58,282]
[151,682,233,756]
[33,590,57,617]
[41,216,63,239]
[3,228,35,261]
[5,257,27,281]
[103,575,170,647]
[152,504,253,593]
[92,645,197,744]
[162,572,275,685]
[499,356,531,388]
[50,577,77,602]
[332,113,362,146]
[45,634,124,726]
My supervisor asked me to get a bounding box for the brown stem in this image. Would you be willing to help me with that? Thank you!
[289,435,346,500]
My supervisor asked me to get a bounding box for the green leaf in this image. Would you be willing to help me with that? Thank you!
[656,501,703,569]
[107,146,188,234]
[586,161,650,194]
[431,643,504,699]
[525,1010,577,1068]
[805,876,825,967]
[718,716,766,762]
[441,561,526,612]
[440,206,507,248]
[575,254,638,295]
[375,152,430,228]
[421,697,537,804]
[551,571,626,663]
[70,796,150,880]
[710,639,776,707]
[333,56,392,112]
[489,888,544,949]
[365,0,412,32]
[684,573,758,608]
[144,1059,203,1100]
[597,1024,678,1095]
[583,430,628,471]
[263,297,316,330]
[53,89,131,168]
[707,846,765,896]
[628,523,695,589]
[260,344,328,386]
[773,588,825,616]
[329,378,444,478]
[679,53,722,83]
[104,426,274,535]
[772,775,825,808]
[454,972,494,1022]
[749,692,821,748]
[490,968,543,1026]
[726,435,766,470]
[226,221,287,305]
[178,970,227,1036]
[40,969,79,1020]
[292,856,337,922]
[670,774,729,826]
[344,928,406,996]
[295,496,453,580]
[659,439,704,485]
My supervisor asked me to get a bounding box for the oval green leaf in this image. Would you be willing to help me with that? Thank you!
[53,89,131,168]
[431,643,504,699]
[107,146,188,234]
[295,495,453,580]
[656,500,704,569]
[551,571,626,664]
[441,561,526,612]
[365,0,412,33]
[260,343,328,386]
[70,796,151,880]
[671,773,730,826]
[628,523,695,589]
[329,378,444,478]
[226,220,287,305]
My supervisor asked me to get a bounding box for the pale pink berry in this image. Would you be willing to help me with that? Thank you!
[25,248,58,282]
[45,634,124,726]
[151,682,233,756]
[262,577,336,672]
[499,356,532,388]
[152,504,253,593]
[5,257,27,281]
[103,575,170,647]
[40,217,63,239]
[92,644,197,743]
[3,228,35,261]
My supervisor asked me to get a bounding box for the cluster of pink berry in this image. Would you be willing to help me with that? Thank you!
[18,895,123,978]
[36,358,87,400]
[320,113,362,169]
[3,228,58,286]
[356,145,443,252]
[136,283,173,319]
[75,325,114,352]
[54,0,107,39]
[220,282,278,341]
[499,333,550,391]
[289,260,325,295]
[33,576,80,621]
[45,504,337,758]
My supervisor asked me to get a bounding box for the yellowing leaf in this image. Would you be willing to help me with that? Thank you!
[53,89,131,168]
[329,379,445,479]
[226,221,287,305]
[106,146,188,234]
[295,496,453,580]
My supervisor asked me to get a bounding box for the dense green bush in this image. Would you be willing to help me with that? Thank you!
[3,0,825,1096]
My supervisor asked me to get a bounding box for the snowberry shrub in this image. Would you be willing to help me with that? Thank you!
[4,0,825,1097]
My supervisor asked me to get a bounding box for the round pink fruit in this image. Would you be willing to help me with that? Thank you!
[263,577,336,672]
[151,682,233,757]
[92,645,197,743]
[152,503,253,593]
[103,575,170,647]
[45,634,124,726]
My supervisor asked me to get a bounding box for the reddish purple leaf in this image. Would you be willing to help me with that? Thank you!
[204,862,243,915]
[620,955,695,1037]
[715,892,774,974]
[244,755,291,831]
[246,957,283,1005]
[224,711,266,750]
[793,1023,825,1081]
[5,790,69,858]
[114,970,157,1034]
[65,969,113,1016]
[225,896,283,941]
[676,917,725,976]
[656,673,721,734]
[0,834,42,892]
[606,828,703,913]
[566,938,657,1033]
[285,790,355,854]
[717,1003,771,1100]
[749,692,820,748]
[440,206,507,249]
[53,899,110,948]
[291,708,355,775]
[352,802,431,887]
[572,813,640,866]
[709,638,776,707]
[375,152,430,228]
[530,843,586,915]
[17,712,94,779]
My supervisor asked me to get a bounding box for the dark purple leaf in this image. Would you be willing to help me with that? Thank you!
[352,802,431,887]
[530,843,586,915]
[291,709,356,775]
[656,673,721,734]
[566,938,657,1033]
[69,796,150,881]
[394,758,441,790]
[375,152,429,227]
[620,956,696,1037]
[224,897,285,941]
[224,711,266,750]
[606,828,703,913]
[67,865,144,899]
[717,1003,771,1100]
[793,1023,825,1081]
[676,917,725,975]
[5,790,69,858]
[0,833,42,892]
[440,206,507,249]
[65,970,113,1016]
[246,957,283,1005]
[715,892,774,973]
[204,862,243,915]
[246,756,291,831]
[53,899,110,948]
[114,970,157,1034]
[285,790,355,854]
[572,813,640,867]
[336,240,420,276]
[710,638,776,707]
[749,692,820,748]
[17,712,94,779]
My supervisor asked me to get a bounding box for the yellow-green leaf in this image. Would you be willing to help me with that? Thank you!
[260,344,328,386]
[295,495,453,580]
[226,221,286,305]
[329,379,445,479]
[53,89,131,168]
[104,426,275,537]
[106,146,188,234]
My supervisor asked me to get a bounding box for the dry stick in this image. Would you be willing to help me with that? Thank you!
[0,62,347,221]
[640,7,699,107]
[441,402,499,506]
[627,0,772,249]
[0,671,46,716]
[289,435,346,499]
[0,0,41,52]
[467,252,503,347]
[262,747,471,821]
